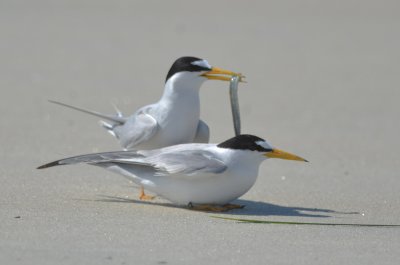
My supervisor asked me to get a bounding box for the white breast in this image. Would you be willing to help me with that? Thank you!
[142,149,263,205]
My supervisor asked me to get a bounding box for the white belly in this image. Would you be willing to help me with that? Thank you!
[144,170,258,205]
[104,147,263,206]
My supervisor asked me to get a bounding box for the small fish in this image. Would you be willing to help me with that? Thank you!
[229,75,241,136]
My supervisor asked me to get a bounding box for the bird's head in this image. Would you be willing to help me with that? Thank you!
[217,134,308,162]
[165,56,244,86]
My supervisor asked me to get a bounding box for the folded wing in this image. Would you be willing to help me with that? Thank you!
[38,149,227,177]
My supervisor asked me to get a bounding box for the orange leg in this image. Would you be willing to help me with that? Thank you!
[139,186,155,200]
[188,203,245,212]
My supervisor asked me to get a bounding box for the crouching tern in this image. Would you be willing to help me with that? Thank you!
[49,56,244,150]
[38,134,307,212]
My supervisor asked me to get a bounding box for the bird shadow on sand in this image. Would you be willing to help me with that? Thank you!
[85,195,359,218]
[225,199,359,218]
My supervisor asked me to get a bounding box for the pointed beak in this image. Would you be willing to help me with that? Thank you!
[265,148,308,162]
[201,67,245,82]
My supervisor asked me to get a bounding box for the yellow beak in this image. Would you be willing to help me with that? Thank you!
[202,67,245,82]
[265,148,308,162]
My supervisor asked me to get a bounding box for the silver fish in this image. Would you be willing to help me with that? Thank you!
[229,75,241,136]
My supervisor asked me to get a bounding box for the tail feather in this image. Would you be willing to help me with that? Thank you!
[112,103,123,118]
[37,160,62,169]
[99,120,118,138]
[37,150,143,170]
[49,100,127,124]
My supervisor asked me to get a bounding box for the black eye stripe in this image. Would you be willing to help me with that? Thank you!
[166,57,211,82]
[217,134,273,152]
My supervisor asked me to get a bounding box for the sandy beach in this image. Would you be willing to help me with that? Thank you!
[1,1,400,264]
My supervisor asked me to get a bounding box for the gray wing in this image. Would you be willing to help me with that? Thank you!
[193,119,210,143]
[38,149,227,177]
[37,151,143,169]
[113,106,159,149]
[48,100,127,124]
[139,150,227,176]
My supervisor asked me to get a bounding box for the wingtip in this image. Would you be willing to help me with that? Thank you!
[48,99,60,104]
[37,161,60,169]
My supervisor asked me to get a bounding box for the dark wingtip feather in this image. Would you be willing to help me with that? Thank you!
[37,160,61,169]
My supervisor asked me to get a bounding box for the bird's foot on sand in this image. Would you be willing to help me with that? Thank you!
[139,187,155,200]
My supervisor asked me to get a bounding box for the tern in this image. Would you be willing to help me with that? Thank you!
[38,134,307,212]
[49,56,242,200]
[49,56,243,151]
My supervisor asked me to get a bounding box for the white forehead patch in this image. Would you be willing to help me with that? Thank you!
[256,140,272,150]
[191,60,212,69]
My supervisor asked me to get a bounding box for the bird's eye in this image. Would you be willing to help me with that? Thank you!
[255,140,272,151]
[191,60,212,70]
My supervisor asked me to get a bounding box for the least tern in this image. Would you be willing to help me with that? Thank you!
[38,134,307,212]
[49,56,243,150]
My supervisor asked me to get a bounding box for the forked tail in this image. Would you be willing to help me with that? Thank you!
[48,100,128,137]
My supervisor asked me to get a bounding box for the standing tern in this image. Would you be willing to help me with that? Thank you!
[49,56,242,200]
[38,134,307,212]
[50,56,243,151]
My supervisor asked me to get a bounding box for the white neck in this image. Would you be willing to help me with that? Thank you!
[160,72,206,102]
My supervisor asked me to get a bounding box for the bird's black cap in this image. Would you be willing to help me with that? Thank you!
[165,56,212,82]
[217,134,273,152]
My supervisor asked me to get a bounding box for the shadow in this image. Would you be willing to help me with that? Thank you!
[77,195,183,210]
[76,195,359,218]
[223,199,359,218]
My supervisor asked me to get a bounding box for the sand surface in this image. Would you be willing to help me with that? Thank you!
[1,1,400,264]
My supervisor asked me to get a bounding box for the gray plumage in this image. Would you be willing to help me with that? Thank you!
[37,134,307,206]
[38,144,227,177]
